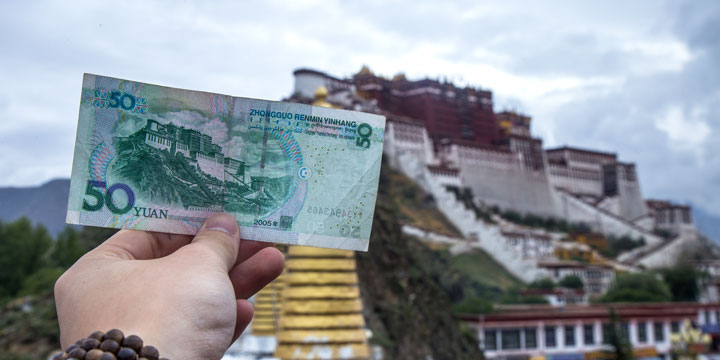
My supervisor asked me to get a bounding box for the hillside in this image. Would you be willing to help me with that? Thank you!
[0,179,71,236]
[356,162,483,360]
[449,249,523,292]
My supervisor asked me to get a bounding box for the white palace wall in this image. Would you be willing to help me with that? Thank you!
[382,119,668,268]
[553,189,663,246]
[443,144,558,218]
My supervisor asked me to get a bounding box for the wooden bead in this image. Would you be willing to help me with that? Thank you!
[67,347,86,359]
[104,329,125,344]
[50,351,65,360]
[65,344,78,353]
[82,337,101,350]
[89,331,105,341]
[122,335,143,352]
[100,352,117,360]
[99,339,120,353]
[117,347,138,360]
[86,349,105,360]
[139,345,159,360]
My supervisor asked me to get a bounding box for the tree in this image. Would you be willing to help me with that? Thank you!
[0,218,52,299]
[558,275,584,289]
[662,263,703,302]
[500,287,550,304]
[49,227,85,268]
[607,308,633,360]
[601,272,672,303]
[452,297,493,314]
[528,278,555,290]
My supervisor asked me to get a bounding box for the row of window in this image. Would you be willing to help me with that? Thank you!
[146,133,172,146]
[654,209,692,224]
[484,321,683,351]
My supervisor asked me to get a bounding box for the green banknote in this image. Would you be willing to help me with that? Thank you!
[67,74,385,251]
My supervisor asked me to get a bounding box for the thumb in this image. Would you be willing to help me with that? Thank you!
[184,213,241,271]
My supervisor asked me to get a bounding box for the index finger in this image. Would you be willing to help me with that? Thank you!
[88,230,193,261]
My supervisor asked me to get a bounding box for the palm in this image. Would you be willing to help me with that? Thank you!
[55,222,284,360]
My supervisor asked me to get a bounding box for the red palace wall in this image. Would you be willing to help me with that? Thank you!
[354,74,502,148]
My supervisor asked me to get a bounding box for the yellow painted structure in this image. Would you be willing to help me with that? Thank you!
[554,246,596,263]
[570,232,608,251]
[250,270,285,336]
[274,246,370,359]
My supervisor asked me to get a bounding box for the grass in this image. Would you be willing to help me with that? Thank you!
[449,248,523,292]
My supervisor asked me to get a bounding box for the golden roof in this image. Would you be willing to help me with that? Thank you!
[392,73,407,81]
[357,65,373,75]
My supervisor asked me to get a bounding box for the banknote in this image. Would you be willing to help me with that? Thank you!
[67,74,385,251]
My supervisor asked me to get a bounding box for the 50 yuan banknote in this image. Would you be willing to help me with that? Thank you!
[67,74,385,251]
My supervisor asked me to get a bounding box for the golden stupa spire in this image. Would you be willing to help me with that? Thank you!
[311,86,338,108]
[274,246,370,359]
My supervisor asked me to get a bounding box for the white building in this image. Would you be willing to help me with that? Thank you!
[461,303,720,360]
[537,261,616,297]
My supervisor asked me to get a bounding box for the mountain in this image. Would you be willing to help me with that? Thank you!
[0,179,71,236]
[693,205,720,244]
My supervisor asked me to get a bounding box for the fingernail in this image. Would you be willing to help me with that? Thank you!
[203,213,238,235]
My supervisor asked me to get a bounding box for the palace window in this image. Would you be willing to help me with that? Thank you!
[654,322,664,342]
[525,327,537,349]
[638,322,647,343]
[565,325,576,347]
[584,324,595,345]
[501,329,521,350]
[545,326,556,348]
[484,329,497,350]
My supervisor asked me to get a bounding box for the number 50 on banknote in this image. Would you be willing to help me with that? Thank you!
[67,74,385,251]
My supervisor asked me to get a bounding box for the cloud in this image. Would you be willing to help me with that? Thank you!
[0,0,718,218]
[656,106,711,160]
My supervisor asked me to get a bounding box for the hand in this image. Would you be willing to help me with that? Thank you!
[54,213,285,359]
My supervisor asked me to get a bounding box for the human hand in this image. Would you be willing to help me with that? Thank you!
[54,213,285,359]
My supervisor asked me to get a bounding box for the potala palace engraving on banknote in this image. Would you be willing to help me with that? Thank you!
[67,74,385,251]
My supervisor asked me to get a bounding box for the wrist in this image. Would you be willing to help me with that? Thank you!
[56,329,171,360]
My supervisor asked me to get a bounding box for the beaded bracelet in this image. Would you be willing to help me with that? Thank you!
[52,329,169,360]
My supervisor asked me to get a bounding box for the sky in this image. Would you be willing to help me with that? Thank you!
[0,0,718,216]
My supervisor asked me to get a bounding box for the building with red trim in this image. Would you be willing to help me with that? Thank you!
[459,303,720,360]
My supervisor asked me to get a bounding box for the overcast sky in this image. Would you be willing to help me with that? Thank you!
[0,0,718,216]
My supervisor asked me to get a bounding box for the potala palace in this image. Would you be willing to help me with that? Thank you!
[286,67,708,288]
